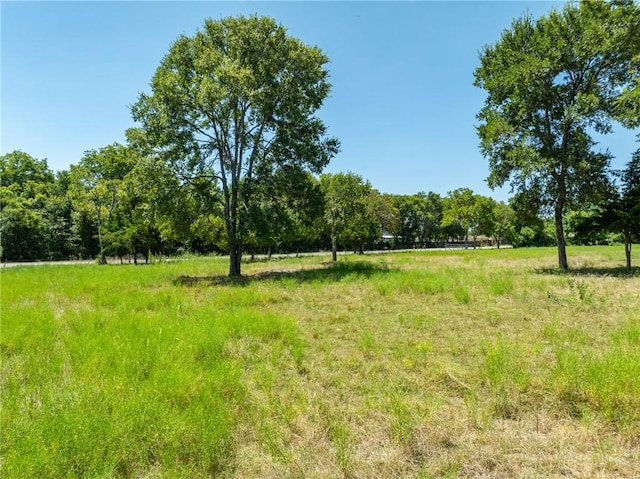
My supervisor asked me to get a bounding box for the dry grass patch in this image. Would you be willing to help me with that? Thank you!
[230,247,639,478]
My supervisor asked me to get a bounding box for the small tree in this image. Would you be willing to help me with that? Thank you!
[320,172,378,260]
[603,151,640,270]
[492,202,516,248]
[442,188,476,243]
[69,144,136,263]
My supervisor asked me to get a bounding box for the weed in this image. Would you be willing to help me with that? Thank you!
[568,278,595,304]
[454,286,471,304]
[487,274,515,296]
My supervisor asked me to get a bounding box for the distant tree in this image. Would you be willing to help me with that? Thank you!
[1,150,54,187]
[0,151,55,261]
[509,192,555,248]
[395,195,421,248]
[243,179,286,258]
[491,201,516,248]
[320,172,378,260]
[442,188,476,243]
[44,170,78,259]
[475,1,640,269]
[373,192,401,247]
[471,195,497,245]
[1,186,48,261]
[420,191,444,244]
[123,143,228,254]
[566,207,612,245]
[277,170,325,255]
[441,221,466,243]
[601,150,640,270]
[244,166,323,257]
[69,144,136,263]
[392,192,443,248]
[131,15,339,276]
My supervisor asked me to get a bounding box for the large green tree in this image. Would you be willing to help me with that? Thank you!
[475,1,640,269]
[131,15,339,276]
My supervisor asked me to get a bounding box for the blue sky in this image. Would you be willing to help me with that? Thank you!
[2,1,638,202]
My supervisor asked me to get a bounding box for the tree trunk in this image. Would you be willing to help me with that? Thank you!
[229,240,242,276]
[554,204,568,270]
[226,188,242,276]
[227,216,242,276]
[331,236,337,262]
[625,237,632,271]
[96,217,106,264]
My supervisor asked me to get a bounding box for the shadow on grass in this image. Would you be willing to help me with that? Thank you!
[174,260,396,287]
[536,266,640,278]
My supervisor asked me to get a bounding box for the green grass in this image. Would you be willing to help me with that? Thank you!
[2,246,639,478]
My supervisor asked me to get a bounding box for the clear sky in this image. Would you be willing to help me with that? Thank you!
[2,1,638,202]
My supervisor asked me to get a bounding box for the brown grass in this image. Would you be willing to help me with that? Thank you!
[223,247,640,478]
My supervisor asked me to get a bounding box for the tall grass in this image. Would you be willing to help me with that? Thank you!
[2,246,639,478]
[2,260,302,478]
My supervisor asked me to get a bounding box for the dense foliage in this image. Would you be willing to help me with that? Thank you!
[1,149,521,262]
[5,146,636,267]
[2,9,638,270]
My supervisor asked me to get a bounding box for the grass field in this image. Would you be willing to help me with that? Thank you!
[2,246,639,478]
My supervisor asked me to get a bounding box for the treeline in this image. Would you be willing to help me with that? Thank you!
[2,147,638,265]
[3,6,640,271]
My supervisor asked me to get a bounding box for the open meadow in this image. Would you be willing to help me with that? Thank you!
[2,246,639,478]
